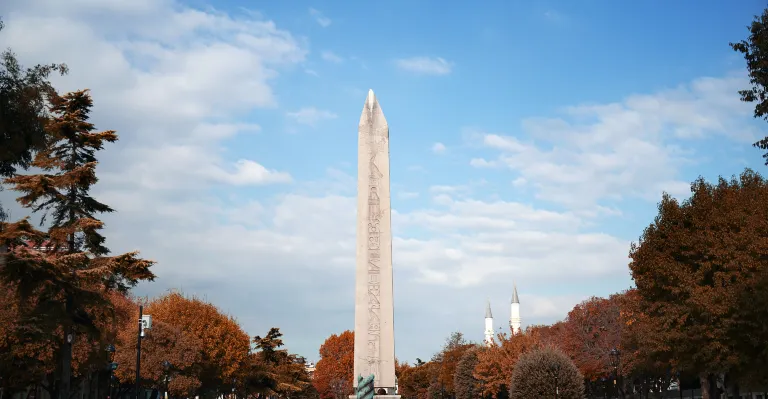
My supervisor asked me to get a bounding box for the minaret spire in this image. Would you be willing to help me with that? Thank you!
[510,282,521,335]
[484,300,494,346]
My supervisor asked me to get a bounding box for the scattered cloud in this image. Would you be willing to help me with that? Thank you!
[308,8,332,28]
[286,107,338,127]
[394,56,453,75]
[432,142,447,154]
[470,74,755,210]
[304,69,318,77]
[321,50,343,63]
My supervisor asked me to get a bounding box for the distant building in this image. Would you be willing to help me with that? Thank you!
[305,361,316,379]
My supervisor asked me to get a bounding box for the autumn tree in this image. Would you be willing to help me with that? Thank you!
[731,7,768,163]
[312,330,354,399]
[473,330,540,399]
[143,291,250,395]
[509,347,583,399]
[398,361,438,399]
[433,332,473,397]
[1,90,155,399]
[629,169,768,399]
[561,296,622,381]
[453,348,480,399]
[114,319,203,396]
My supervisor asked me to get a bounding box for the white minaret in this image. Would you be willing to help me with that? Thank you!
[484,300,494,346]
[510,283,521,334]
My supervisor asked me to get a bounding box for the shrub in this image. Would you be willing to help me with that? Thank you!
[510,347,583,399]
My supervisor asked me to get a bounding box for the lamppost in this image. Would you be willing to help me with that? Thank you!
[609,348,621,399]
[548,363,561,399]
[106,344,118,399]
[162,361,172,399]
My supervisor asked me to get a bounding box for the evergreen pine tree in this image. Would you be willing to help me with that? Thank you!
[1,89,155,399]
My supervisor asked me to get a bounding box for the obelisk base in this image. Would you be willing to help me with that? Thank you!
[349,396,401,399]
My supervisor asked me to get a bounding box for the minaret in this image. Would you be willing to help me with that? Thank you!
[510,283,521,334]
[484,300,494,346]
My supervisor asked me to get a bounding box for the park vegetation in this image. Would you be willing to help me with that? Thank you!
[0,18,315,399]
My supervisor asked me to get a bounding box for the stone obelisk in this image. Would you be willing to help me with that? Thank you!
[352,89,398,397]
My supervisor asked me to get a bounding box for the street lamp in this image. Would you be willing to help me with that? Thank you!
[106,344,118,399]
[162,361,172,399]
[609,348,621,397]
[548,362,561,399]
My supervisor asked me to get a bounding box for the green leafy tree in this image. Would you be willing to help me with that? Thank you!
[731,7,768,163]
[1,89,155,399]
[629,169,768,399]
[509,347,583,399]
[0,18,67,177]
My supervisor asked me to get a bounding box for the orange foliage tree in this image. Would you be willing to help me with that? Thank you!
[312,330,354,399]
[143,291,250,395]
[561,295,622,382]
[629,170,768,399]
[434,332,473,397]
[114,318,203,397]
[473,331,540,399]
[398,361,438,399]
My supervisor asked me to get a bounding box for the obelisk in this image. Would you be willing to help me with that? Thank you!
[352,90,398,397]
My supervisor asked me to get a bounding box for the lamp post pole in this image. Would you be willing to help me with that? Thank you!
[162,361,172,399]
[609,348,621,399]
[135,305,144,399]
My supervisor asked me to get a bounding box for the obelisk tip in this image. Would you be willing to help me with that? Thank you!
[366,89,376,109]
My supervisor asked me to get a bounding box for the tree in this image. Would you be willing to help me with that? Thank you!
[0,18,67,178]
[434,332,473,397]
[629,169,768,399]
[312,330,354,399]
[473,331,539,399]
[250,327,311,397]
[731,7,768,163]
[453,348,480,399]
[1,89,155,399]
[144,291,250,395]
[398,361,438,399]
[561,296,622,381]
[113,319,203,396]
[509,347,583,399]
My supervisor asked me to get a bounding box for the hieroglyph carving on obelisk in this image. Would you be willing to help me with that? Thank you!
[353,90,397,395]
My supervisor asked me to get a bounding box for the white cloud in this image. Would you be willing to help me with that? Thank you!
[321,50,343,63]
[394,56,453,75]
[304,69,319,77]
[432,142,447,154]
[308,8,332,28]
[471,74,756,210]
[286,107,338,127]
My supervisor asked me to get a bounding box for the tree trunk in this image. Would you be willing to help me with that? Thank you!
[61,300,73,399]
[698,373,718,399]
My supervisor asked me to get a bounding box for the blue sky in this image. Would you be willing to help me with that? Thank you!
[1,0,766,363]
